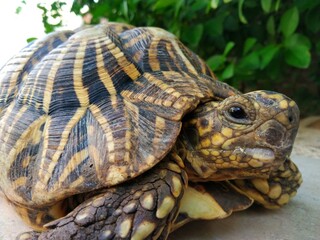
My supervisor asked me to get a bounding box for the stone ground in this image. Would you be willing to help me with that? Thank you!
[1,117,319,240]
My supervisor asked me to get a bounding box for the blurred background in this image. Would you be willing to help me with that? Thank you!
[0,0,319,116]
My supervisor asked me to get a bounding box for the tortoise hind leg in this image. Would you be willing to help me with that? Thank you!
[11,199,70,232]
[232,157,302,209]
[18,156,187,240]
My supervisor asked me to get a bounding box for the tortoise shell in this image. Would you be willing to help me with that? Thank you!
[0,23,236,207]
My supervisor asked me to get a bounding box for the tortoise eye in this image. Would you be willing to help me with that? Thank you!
[224,105,252,125]
[228,106,247,119]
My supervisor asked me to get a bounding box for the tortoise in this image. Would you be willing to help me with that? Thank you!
[0,23,302,239]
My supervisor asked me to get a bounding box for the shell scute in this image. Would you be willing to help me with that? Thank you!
[0,31,73,111]
[0,23,223,206]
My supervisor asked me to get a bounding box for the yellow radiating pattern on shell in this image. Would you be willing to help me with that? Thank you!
[0,23,302,239]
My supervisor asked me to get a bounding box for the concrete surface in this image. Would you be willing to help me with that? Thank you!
[1,117,319,240]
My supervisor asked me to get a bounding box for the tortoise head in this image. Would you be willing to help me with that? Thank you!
[179,90,300,181]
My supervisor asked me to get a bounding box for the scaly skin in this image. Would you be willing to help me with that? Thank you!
[171,157,302,230]
[178,90,299,182]
[17,90,301,239]
[17,154,187,239]
[232,157,302,209]
[0,23,301,239]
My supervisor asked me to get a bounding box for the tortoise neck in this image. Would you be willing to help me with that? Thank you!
[173,136,214,181]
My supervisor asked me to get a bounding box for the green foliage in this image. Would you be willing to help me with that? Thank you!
[18,0,320,115]
[37,1,66,33]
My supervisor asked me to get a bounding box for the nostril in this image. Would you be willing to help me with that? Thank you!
[287,108,296,124]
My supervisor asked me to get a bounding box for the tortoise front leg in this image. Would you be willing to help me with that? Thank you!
[232,157,302,209]
[18,156,187,240]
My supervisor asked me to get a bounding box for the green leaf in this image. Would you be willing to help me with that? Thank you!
[223,0,232,3]
[211,0,220,9]
[181,24,203,47]
[174,0,184,17]
[183,24,204,47]
[238,0,248,24]
[261,0,272,13]
[169,22,181,37]
[16,6,22,14]
[122,0,129,19]
[285,45,311,68]
[153,0,176,10]
[27,37,37,43]
[221,63,235,79]
[243,38,257,55]
[279,7,299,37]
[223,42,235,56]
[266,16,276,36]
[190,0,208,12]
[205,11,228,36]
[284,34,312,50]
[207,55,226,70]
[275,0,281,11]
[258,44,280,69]
[237,52,260,71]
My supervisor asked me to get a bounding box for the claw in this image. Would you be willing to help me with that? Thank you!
[16,231,40,240]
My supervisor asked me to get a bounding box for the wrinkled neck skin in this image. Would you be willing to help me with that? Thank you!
[174,91,300,182]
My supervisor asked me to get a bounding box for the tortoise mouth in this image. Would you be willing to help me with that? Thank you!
[225,146,276,169]
[236,147,275,162]
[198,146,276,170]
[212,147,276,179]
[199,146,275,163]
[185,147,278,181]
